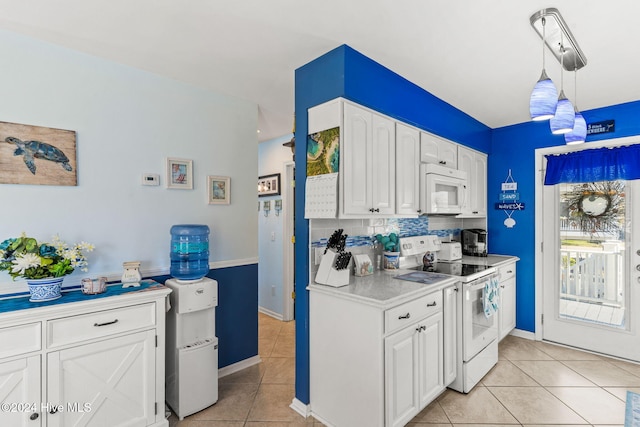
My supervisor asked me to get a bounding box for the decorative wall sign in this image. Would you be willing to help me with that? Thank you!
[587,120,615,135]
[307,127,340,176]
[0,121,77,186]
[258,173,280,197]
[497,169,522,228]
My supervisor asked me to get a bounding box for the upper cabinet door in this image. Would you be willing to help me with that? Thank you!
[457,145,487,217]
[420,132,458,169]
[343,103,373,215]
[396,123,420,215]
[371,113,396,215]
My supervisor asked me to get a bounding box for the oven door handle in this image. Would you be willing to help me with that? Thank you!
[467,280,488,292]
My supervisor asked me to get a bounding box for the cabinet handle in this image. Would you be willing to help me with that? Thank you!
[427,301,437,307]
[49,407,58,414]
[94,319,119,327]
[500,285,505,289]
[30,413,39,420]
[439,161,446,164]
[398,313,411,320]
[506,270,513,274]
[373,208,380,212]
[472,211,478,214]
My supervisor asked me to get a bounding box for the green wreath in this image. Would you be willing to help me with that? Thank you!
[563,181,625,235]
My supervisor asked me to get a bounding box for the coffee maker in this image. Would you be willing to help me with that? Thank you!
[461,229,487,257]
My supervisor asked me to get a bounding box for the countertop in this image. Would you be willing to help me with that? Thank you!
[308,269,458,309]
[460,254,520,268]
[307,254,519,309]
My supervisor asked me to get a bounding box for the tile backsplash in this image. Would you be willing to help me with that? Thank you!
[308,215,484,278]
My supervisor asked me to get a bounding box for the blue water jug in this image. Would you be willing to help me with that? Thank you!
[170,224,210,280]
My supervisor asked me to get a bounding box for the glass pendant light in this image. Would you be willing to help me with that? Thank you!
[565,66,587,144]
[530,17,558,121]
[549,45,575,134]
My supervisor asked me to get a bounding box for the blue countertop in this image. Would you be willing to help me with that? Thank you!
[0,280,165,314]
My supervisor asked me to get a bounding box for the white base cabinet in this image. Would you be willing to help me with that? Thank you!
[0,285,171,427]
[498,262,517,341]
[310,285,456,427]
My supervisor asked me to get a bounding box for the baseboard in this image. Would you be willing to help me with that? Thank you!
[218,355,261,378]
[508,328,535,340]
[290,398,311,418]
[258,306,284,321]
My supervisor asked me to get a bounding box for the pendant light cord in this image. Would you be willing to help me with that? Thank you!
[541,17,546,70]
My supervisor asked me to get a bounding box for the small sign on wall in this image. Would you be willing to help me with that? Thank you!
[587,120,615,135]
[496,169,522,228]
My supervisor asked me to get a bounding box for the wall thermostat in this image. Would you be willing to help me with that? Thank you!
[142,174,160,186]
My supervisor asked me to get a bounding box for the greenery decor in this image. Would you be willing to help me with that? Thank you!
[0,233,94,280]
[563,181,625,234]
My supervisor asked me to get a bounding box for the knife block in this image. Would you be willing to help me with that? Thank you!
[315,249,350,287]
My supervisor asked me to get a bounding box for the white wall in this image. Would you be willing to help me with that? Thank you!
[257,134,293,316]
[0,29,258,294]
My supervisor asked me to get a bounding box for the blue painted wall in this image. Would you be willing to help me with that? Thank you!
[488,100,640,332]
[294,45,492,405]
[153,263,258,368]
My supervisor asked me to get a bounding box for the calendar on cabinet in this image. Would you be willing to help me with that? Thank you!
[304,173,338,218]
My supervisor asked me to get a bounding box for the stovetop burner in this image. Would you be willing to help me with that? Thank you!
[410,261,491,277]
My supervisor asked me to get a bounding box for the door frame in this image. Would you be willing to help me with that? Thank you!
[534,135,640,341]
[282,161,295,321]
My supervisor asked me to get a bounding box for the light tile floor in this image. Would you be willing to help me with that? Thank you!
[170,314,636,426]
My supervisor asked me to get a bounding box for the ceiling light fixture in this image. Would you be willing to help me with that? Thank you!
[530,8,586,136]
[565,64,587,145]
[529,17,557,121]
[549,45,575,134]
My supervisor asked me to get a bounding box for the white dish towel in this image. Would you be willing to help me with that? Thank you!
[483,277,499,318]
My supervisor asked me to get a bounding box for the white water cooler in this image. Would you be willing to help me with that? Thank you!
[165,277,218,420]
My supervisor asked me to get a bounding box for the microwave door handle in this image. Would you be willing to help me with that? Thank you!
[460,183,467,208]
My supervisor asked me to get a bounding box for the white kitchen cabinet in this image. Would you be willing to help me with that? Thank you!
[420,131,457,169]
[498,262,517,341]
[395,123,421,216]
[310,282,455,427]
[0,284,171,427]
[0,356,41,426]
[457,145,487,217]
[343,102,396,216]
[47,330,156,427]
[443,285,457,385]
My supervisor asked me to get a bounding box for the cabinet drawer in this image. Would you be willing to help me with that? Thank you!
[498,263,516,281]
[385,292,442,335]
[0,323,41,359]
[48,302,156,348]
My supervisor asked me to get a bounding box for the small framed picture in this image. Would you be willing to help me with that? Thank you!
[208,175,230,204]
[258,173,280,197]
[166,158,193,189]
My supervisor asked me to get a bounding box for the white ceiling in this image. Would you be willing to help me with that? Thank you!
[1,0,639,142]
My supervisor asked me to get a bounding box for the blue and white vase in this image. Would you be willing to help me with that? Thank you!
[26,277,63,302]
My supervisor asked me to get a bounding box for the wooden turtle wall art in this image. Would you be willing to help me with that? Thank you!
[0,121,77,186]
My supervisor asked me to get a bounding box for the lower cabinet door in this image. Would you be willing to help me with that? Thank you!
[47,330,155,427]
[0,356,41,427]
[385,325,419,427]
[418,313,444,408]
[499,277,517,340]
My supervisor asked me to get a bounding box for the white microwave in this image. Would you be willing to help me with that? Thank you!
[420,163,467,214]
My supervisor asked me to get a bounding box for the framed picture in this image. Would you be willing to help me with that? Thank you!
[207,175,230,205]
[258,173,280,197]
[166,158,193,189]
[0,121,77,186]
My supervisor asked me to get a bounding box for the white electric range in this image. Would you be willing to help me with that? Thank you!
[398,235,499,393]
